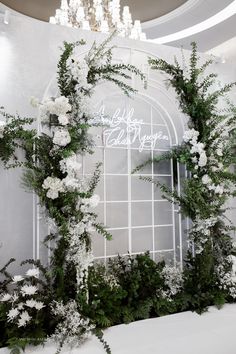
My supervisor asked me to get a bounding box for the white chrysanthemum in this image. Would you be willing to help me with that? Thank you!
[202,174,212,185]
[34,301,45,310]
[0,120,6,138]
[53,128,71,147]
[21,285,38,296]
[7,308,19,321]
[25,299,37,308]
[58,114,70,126]
[17,303,24,310]
[26,268,40,278]
[18,311,31,327]
[0,293,11,302]
[11,292,19,302]
[12,275,24,283]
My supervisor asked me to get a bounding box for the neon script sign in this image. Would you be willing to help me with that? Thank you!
[92,106,169,152]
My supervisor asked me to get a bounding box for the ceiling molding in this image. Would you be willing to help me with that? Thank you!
[151,0,236,44]
[142,0,201,29]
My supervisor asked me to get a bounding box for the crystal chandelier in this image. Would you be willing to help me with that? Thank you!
[49,0,147,41]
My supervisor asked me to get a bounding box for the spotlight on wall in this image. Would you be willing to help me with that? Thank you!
[3,10,10,25]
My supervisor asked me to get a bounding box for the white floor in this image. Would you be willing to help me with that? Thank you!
[1,304,236,354]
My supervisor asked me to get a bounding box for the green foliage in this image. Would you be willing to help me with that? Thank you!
[80,253,186,329]
[140,43,236,311]
[0,34,146,353]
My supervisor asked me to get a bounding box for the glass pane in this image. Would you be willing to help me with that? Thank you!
[106,176,128,201]
[154,226,173,250]
[105,148,128,174]
[106,229,129,255]
[131,202,152,227]
[132,227,153,253]
[154,201,173,225]
[131,176,152,200]
[106,202,128,228]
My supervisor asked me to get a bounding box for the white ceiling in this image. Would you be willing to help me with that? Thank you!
[0,0,236,52]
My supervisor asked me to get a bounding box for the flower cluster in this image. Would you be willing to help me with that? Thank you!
[0,268,45,328]
[0,120,6,138]
[184,128,207,168]
[216,257,236,299]
[50,300,94,348]
[161,265,183,301]
[42,176,65,200]
[189,216,218,254]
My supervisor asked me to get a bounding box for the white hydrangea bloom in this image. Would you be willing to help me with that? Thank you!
[202,174,212,185]
[59,153,82,177]
[67,55,90,89]
[0,120,6,138]
[26,268,40,278]
[58,114,70,126]
[42,176,64,200]
[53,128,71,147]
[198,152,207,167]
[79,194,100,211]
[183,128,199,143]
[190,142,205,155]
[42,96,71,116]
[30,96,39,108]
[62,175,79,191]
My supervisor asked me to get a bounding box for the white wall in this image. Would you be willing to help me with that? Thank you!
[0,11,235,272]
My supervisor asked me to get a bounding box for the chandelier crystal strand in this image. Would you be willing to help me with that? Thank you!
[49,0,147,40]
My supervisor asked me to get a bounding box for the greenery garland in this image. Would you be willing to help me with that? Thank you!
[0,34,145,353]
[136,43,236,312]
[1,38,236,354]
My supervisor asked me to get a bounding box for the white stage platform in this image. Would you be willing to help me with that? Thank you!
[1,304,236,354]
